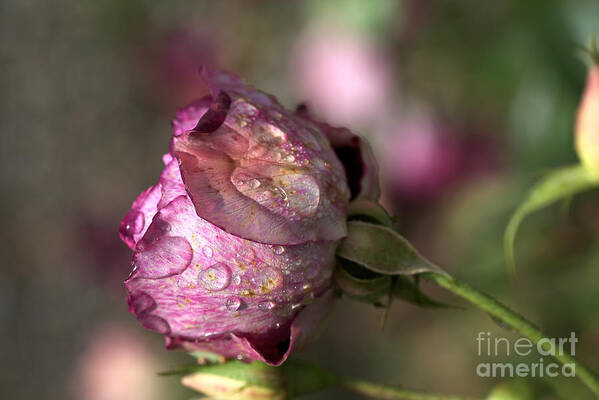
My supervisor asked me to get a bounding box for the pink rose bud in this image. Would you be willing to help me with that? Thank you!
[119,68,377,365]
[575,65,599,177]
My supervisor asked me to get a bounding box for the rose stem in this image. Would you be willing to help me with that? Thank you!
[337,376,482,400]
[423,272,599,397]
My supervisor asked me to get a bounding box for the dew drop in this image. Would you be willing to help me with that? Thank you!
[273,246,285,255]
[198,263,231,291]
[232,275,242,285]
[226,296,242,311]
[133,236,193,279]
[273,186,289,203]
[281,174,320,217]
[121,211,145,236]
[202,246,213,258]
[253,266,283,294]
[249,178,261,189]
[253,121,287,144]
[257,300,276,311]
[313,158,327,169]
[283,154,295,163]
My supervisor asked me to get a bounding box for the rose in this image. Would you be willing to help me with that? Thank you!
[119,68,378,365]
[575,63,599,177]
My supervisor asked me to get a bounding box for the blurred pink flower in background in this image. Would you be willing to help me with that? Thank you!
[382,111,461,201]
[291,25,392,127]
[73,325,165,400]
[380,109,500,204]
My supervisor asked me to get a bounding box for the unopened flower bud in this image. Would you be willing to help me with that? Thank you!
[181,361,285,400]
[575,65,599,177]
[179,359,335,400]
[120,68,379,365]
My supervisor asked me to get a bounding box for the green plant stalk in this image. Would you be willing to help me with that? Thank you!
[423,272,599,397]
[337,376,482,400]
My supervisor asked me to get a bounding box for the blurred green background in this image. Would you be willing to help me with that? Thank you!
[2,1,599,399]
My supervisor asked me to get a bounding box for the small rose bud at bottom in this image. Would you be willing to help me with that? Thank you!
[181,361,286,400]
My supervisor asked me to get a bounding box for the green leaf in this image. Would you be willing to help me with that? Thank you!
[348,200,393,227]
[504,164,599,273]
[337,221,447,276]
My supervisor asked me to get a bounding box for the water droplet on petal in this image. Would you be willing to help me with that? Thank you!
[273,186,289,205]
[199,263,231,291]
[249,179,261,189]
[202,246,213,258]
[253,121,287,144]
[140,217,171,244]
[140,314,170,334]
[257,300,276,311]
[283,154,295,163]
[133,236,193,278]
[253,266,283,294]
[226,296,242,311]
[273,246,285,255]
[232,275,242,285]
[121,211,145,237]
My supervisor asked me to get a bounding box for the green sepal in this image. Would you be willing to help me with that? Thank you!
[348,199,394,227]
[504,164,599,273]
[393,275,454,309]
[337,221,448,276]
[159,360,280,389]
[334,258,392,298]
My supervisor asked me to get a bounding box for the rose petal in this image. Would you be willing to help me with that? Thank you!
[296,105,380,201]
[119,184,162,249]
[125,196,337,354]
[170,287,335,366]
[172,69,350,245]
